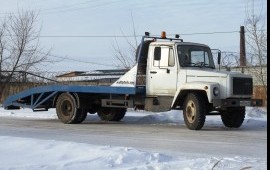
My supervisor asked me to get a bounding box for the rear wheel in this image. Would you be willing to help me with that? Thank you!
[56,93,79,124]
[88,105,99,114]
[183,93,206,130]
[97,108,126,121]
[74,108,87,123]
[220,107,245,128]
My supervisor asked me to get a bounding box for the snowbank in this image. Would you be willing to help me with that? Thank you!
[0,107,267,170]
[0,136,266,170]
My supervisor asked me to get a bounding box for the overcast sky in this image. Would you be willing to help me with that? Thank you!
[0,0,267,72]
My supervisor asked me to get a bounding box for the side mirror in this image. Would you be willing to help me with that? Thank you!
[217,51,221,65]
[154,47,161,60]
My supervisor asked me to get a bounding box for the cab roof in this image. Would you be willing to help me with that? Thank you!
[149,41,210,48]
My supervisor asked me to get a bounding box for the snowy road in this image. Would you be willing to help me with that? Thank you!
[0,110,267,159]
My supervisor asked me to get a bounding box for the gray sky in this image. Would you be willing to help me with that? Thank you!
[0,0,267,72]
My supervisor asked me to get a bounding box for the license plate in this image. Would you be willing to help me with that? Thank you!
[240,101,251,106]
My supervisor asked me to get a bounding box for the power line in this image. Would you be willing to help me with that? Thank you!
[46,53,118,67]
[4,30,264,38]
[0,0,124,16]
[40,0,101,12]
[175,31,239,35]
[47,51,258,66]
[42,0,124,15]
[37,29,266,38]
[221,51,266,56]
[38,35,141,38]
[40,31,241,37]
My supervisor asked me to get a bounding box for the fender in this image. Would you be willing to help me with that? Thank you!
[171,82,220,108]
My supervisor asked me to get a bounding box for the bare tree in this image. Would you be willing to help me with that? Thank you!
[244,0,267,102]
[112,12,138,69]
[0,10,50,101]
[220,52,239,68]
[112,35,136,69]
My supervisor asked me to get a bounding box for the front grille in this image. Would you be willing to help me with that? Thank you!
[233,77,253,95]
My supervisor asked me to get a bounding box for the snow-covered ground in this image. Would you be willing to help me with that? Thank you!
[0,107,267,170]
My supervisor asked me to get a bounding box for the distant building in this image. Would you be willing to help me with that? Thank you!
[55,71,86,78]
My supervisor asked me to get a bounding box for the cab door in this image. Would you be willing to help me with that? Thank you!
[146,46,178,96]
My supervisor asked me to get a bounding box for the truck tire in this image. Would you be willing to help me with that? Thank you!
[74,108,88,123]
[56,93,80,124]
[97,108,126,121]
[115,108,127,121]
[183,93,206,130]
[220,107,245,128]
[88,104,99,114]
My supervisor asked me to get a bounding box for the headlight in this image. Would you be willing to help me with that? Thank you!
[213,87,219,96]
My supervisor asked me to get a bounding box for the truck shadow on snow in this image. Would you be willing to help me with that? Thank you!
[80,110,267,131]
[9,108,264,131]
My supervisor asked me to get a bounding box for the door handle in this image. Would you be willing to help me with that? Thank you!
[150,71,157,74]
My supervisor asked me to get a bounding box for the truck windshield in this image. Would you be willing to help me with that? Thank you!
[177,45,215,68]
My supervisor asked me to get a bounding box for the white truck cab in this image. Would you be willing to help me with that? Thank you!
[114,31,262,130]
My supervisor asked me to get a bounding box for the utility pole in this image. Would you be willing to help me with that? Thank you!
[240,26,246,72]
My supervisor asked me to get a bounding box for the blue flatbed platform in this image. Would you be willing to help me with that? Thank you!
[3,85,146,109]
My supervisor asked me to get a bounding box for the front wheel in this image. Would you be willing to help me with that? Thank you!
[220,107,245,128]
[183,93,206,130]
[97,108,126,121]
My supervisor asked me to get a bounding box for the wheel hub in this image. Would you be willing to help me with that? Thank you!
[186,101,196,123]
[61,100,72,116]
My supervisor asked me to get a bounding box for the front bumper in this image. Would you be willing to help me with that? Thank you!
[213,98,263,107]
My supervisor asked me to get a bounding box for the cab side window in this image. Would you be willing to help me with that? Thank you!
[153,47,175,67]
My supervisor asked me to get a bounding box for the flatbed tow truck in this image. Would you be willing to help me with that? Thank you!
[3,32,262,130]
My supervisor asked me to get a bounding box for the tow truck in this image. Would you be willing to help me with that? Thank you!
[3,31,262,130]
